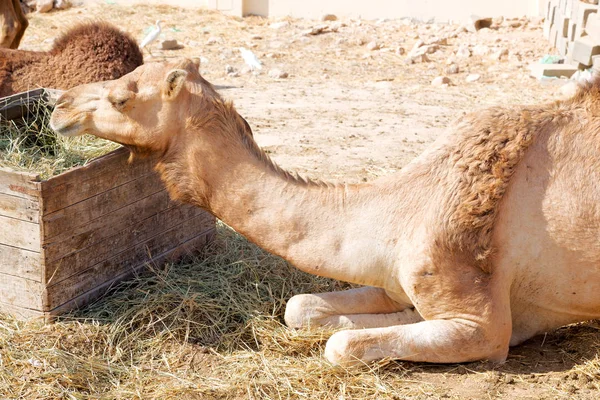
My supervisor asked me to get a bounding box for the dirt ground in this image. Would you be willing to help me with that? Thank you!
[11,1,600,398]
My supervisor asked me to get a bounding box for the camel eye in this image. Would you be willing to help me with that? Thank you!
[108,90,135,111]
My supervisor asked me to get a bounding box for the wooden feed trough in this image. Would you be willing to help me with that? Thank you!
[0,89,216,320]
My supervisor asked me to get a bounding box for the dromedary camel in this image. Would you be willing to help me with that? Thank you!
[50,59,600,366]
[0,0,28,49]
[0,22,143,97]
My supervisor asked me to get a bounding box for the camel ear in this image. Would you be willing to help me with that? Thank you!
[163,69,188,99]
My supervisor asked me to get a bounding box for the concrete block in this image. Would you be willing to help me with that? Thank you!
[572,36,600,65]
[592,54,600,71]
[572,0,599,38]
[529,63,579,78]
[557,35,569,55]
[585,12,600,42]
[561,15,571,37]
[567,41,576,64]
[550,23,560,48]
[569,20,578,41]
[545,5,557,38]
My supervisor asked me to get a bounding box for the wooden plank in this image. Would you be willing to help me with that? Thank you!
[45,203,209,286]
[45,228,215,318]
[43,190,173,260]
[0,168,40,200]
[41,147,161,214]
[44,214,215,310]
[0,244,41,282]
[42,171,165,239]
[0,192,40,222]
[0,273,43,309]
[0,300,44,320]
[0,215,40,252]
[0,88,46,121]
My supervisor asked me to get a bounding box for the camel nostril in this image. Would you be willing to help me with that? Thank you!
[54,95,73,109]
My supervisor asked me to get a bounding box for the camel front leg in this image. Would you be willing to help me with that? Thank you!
[284,286,422,329]
[323,260,513,365]
[324,318,510,366]
[10,0,28,49]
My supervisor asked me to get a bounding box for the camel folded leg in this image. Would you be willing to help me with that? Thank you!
[284,286,422,329]
[324,318,510,366]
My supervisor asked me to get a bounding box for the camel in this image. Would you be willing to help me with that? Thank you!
[0,0,28,49]
[49,58,600,366]
[0,22,143,97]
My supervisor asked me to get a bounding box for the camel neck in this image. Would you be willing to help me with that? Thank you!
[162,128,400,287]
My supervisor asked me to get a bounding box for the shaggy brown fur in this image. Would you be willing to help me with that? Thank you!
[0,0,28,49]
[0,21,143,97]
[431,94,586,273]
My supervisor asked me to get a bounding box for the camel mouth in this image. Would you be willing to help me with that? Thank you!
[49,118,85,137]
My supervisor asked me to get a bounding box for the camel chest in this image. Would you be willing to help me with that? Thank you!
[0,89,216,321]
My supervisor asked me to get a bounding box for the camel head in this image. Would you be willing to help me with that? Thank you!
[50,58,218,154]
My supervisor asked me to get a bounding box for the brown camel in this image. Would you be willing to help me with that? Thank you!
[0,21,143,97]
[50,58,600,366]
[0,0,28,49]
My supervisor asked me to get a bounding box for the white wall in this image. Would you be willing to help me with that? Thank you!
[264,0,542,22]
[104,0,544,21]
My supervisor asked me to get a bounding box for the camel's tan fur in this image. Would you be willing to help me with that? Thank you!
[49,59,600,366]
[0,0,27,49]
[0,22,142,97]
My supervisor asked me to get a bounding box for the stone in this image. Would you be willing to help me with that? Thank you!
[206,37,219,45]
[54,0,70,9]
[455,45,471,58]
[395,46,406,55]
[303,25,328,36]
[572,36,600,66]
[424,44,439,54]
[431,76,451,86]
[160,39,182,50]
[37,0,53,13]
[466,74,481,82]
[225,65,235,74]
[322,14,337,21]
[405,53,430,64]
[430,37,448,46]
[330,22,345,32]
[446,63,460,74]
[528,63,579,79]
[268,69,289,79]
[251,34,263,40]
[466,15,493,32]
[489,48,508,61]
[366,41,380,51]
[472,45,490,56]
[270,21,290,30]
[410,39,425,53]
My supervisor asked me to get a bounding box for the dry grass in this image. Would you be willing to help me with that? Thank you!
[0,224,414,399]
[0,97,118,179]
[1,223,599,399]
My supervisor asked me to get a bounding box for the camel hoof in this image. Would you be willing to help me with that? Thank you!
[324,330,367,367]
[284,294,310,328]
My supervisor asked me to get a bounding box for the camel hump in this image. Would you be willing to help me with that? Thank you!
[50,22,143,70]
[434,105,548,272]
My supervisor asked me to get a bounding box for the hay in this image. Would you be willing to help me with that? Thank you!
[0,98,118,179]
[0,223,599,398]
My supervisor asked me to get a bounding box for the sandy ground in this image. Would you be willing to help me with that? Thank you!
[11,1,600,398]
